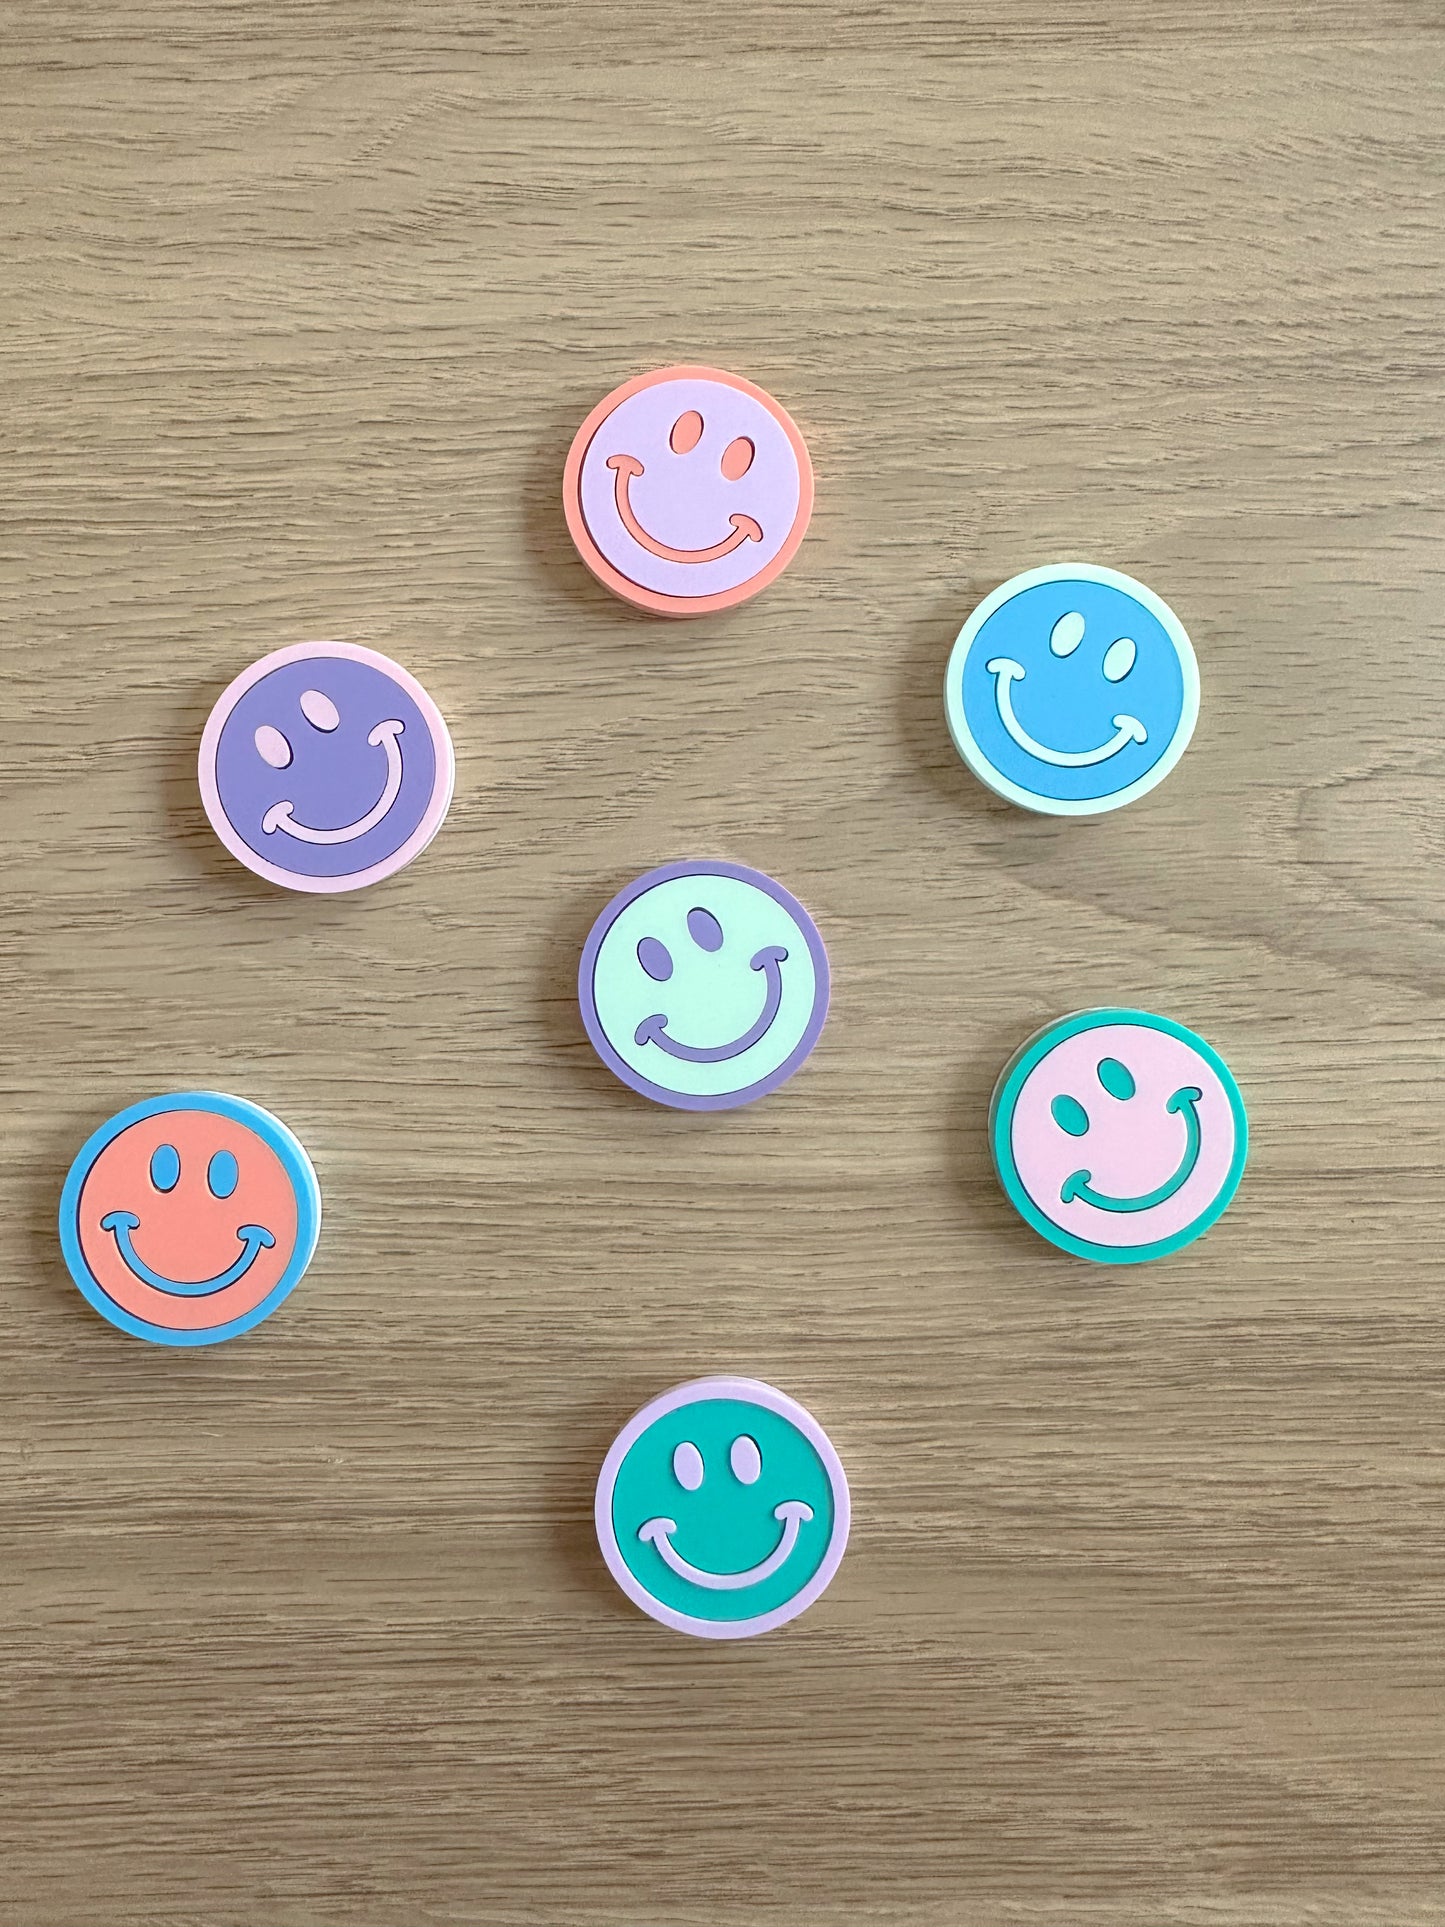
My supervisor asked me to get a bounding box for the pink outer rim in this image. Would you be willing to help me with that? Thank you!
[561,365,815,618]
[197,641,456,894]
[594,1375,851,1640]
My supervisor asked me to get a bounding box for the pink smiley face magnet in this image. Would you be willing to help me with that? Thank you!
[562,365,814,617]
[990,1009,1248,1264]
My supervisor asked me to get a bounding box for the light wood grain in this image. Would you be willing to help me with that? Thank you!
[2,5,1444,1923]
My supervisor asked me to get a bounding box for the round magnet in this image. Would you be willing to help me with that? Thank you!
[596,1376,850,1639]
[945,563,1200,815]
[578,860,830,1111]
[199,641,455,892]
[990,1009,1247,1263]
[59,1092,321,1345]
[562,365,814,617]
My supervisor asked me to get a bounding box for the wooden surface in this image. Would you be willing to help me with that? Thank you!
[2,5,1443,1923]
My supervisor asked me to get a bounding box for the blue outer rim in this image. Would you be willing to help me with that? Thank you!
[577,860,831,1111]
[58,1092,322,1346]
[989,1009,1248,1264]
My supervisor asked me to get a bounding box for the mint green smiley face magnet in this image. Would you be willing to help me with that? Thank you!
[578,861,830,1110]
[595,1377,851,1639]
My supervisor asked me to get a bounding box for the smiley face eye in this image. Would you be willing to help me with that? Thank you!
[670,410,704,455]
[687,907,724,952]
[149,1143,181,1192]
[254,724,292,769]
[1051,1094,1090,1136]
[1049,611,1086,657]
[720,436,755,481]
[207,1150,239,1200]
[1097,1056,1136,1100]
[637,936,673,982]
[1102,637,1137,682]
[729,1435,761,1484]
[299,688,340,731]
[672,1441,704,1490]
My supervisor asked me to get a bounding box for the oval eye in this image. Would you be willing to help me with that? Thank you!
[687,907,724,952]
[1102,636,1137,682]
[672,1441,704,1491]
[254,724,292,770]
[637,937,673,982]
[1049,611,1086,657]
[729,1435,761,1484]
[207,1150,239,1200]
[669,410,704,454]
[299,688,340,731]
[149,1143,181,1192]
[1097,1056,1136,1101]
[1051,1094,1090,1137]
[720,436,754,481]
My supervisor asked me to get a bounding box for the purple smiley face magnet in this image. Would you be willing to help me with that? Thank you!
[198,642,455,892]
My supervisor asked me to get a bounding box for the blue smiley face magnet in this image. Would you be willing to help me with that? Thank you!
[945,564,1200,815]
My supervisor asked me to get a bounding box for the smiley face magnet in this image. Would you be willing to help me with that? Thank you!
[59,1093,321,1344]
[578,860,830,1110]
[199,642,455,892]
[991,1010,1247,1263]
[945,564,1200,815]
[596,1377,850,1639]
[562,365,814,616]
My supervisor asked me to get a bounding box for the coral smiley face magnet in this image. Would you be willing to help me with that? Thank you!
[562,365,813,616]
[578,861,830,1111]
[199,642,455,892]
[59,1093,321,1345]
[990,1010,1247,1264]
[945,564,1200,815]
[596,1377,850,1639]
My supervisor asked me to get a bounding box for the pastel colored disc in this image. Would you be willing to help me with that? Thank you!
[990,1009,1248,1264]
[945,564,1200,815]
[59,1093,322,1345]
[198,642,455,893]
[595,1377,850,1639]
[578,860,830,1111]
[562,365,814,617]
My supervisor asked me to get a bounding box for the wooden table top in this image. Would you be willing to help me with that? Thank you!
[3,5,1443,1922]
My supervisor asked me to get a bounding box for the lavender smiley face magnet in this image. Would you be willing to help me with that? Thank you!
[199,642,455,892]
[562,366,814,617]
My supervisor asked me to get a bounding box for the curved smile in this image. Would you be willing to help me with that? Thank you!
[634,945,787,1063]
[262,719,405,844]
[606,453,764,564]
[987,657,1147,767]
[637,1501,814,1591]
[1060,1085,1203,1213]
[99,1211,276,1295]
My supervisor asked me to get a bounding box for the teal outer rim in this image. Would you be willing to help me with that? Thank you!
[989,1008,1248,1265]
[58,1091,322,1346]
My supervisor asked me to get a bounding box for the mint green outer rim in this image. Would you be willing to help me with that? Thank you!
[989,1008,1248,1265]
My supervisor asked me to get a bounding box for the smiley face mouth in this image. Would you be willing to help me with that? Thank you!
[634,945,787,1062]
[637,1501,814,1590]
[1060,1085,1203,1213]
[605,453,763,564]
[987,657,1147,768]
[100,1210,276,1295]
[261,719,404,844]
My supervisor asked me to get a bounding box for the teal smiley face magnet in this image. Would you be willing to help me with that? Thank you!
[595,1378,850,1639]
[578,861,830,1110]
